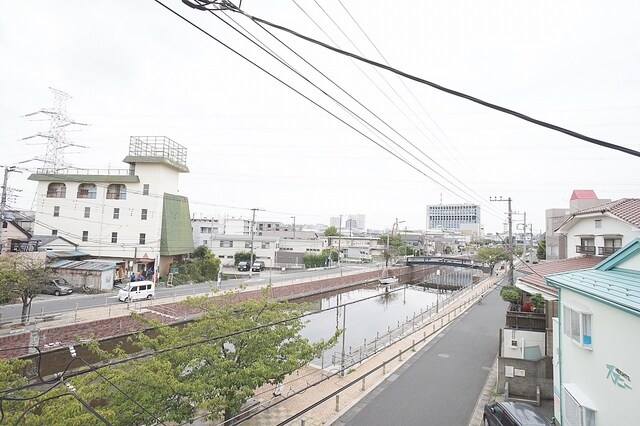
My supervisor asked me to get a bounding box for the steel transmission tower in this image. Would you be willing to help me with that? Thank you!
[23,87,86,172]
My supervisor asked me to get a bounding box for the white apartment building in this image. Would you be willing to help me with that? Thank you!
[555,198,640,259]
[547,237,640,426]
[29,136,193,277]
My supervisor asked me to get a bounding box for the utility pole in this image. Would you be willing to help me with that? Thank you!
[490,196,514,285]
[0,166,19,254]
[291,216,296,239]
[249,208,263,278]
[337,215,342,270]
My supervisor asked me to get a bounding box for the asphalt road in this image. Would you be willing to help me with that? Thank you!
[332,279,509,426]
[0,264,375,323]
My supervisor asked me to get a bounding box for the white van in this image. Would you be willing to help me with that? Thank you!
[118,280,155,302]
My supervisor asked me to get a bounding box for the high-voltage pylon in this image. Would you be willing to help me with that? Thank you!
[23,87,86,172]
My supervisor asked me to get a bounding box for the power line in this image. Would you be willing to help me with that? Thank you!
[240,11,640,158]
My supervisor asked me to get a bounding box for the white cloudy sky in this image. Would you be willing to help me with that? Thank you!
[1,0,639,234]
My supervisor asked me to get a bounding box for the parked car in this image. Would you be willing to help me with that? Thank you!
[118,280,155,302]
[251,261,265,272]
[41,278,74,296]
[237,261,250,271]
[483,401,552,426]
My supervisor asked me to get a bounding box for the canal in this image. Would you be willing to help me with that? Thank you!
[299,267,478,369]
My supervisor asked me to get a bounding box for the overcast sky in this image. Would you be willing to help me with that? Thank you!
[1,0,638,234]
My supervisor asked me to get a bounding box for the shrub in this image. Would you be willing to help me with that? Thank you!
[500,285,521,304]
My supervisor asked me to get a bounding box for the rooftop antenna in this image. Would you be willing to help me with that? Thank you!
[22,87,87,172]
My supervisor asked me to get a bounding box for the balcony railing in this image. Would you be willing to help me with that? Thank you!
[598,246,620,256]
[505,309,546,331]
[575,245,596,255]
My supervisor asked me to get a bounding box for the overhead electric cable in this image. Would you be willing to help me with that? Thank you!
[213,11,495,211]
[240,12,640,158]
[154,0,490,206]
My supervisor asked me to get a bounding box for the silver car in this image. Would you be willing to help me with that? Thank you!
[41,278,74,296]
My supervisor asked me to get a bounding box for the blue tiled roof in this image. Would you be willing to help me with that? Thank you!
[546,237,640,316]
[546,269,640,315]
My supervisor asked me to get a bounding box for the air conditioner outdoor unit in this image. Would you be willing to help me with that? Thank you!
[510,339,518,348]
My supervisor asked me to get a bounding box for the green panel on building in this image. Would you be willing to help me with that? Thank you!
[160,193,194,256]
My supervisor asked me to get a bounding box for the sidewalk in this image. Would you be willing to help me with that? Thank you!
[238,274,503,426]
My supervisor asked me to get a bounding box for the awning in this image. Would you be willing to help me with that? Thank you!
[515,280,557,301]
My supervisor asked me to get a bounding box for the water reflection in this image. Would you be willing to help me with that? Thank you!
[300,284,445,368]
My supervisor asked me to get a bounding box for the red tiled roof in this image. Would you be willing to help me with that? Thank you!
[571,198,640,227]
[517,256,603,294]
[570,189,598,200]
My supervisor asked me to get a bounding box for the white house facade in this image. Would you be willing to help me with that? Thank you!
[28,136,193,277]
[546,237,640,426]
[555,198,640,259]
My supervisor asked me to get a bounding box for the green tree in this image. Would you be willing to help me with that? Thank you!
[537,238,546,261]
[322,248,339,263]
[234,251,255,265]
[530,293,546,311]
[0,255,49,324]
[14,294,339,425]
[323,226,339,236]
[500,285,521,304]
[173,246,221,284]
[304,253,326,268]
[475,246,508,275]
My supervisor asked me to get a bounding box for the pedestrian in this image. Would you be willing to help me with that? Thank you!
[146,268,154,281]
[130,271,135,282]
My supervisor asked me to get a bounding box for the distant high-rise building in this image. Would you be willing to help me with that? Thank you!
[330,214,365,230]
[427,204,480,230]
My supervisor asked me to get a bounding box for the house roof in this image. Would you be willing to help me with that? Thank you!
[47,260,117,272]
[546,238,640,316]
[3,221,32,239]
[31,235,77,247]
[45,250,90,259]
[570,189,598,200]
[556,198,640,231]
[516,256,603,295]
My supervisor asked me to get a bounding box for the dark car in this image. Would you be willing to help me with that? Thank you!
[484,401,552,426]
[41,278,74,296]
[251,261,265,272]
[237,261,250,271]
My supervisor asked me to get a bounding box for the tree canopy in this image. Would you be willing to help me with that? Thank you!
[1,293,339,425]
[323,226,340,236]
[0,255,50,324]
[475,246,508,274]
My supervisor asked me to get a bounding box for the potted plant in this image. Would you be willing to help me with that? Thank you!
[530,293,546,313]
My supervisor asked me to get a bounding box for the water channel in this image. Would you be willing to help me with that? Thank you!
[300,268,482,369]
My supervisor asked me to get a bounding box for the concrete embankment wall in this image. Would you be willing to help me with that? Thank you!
[1,266,435,363]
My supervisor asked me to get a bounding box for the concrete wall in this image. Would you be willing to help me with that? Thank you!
[498,356,554,400]
[501,329,546,360]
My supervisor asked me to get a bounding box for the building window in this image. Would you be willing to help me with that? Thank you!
[51,229,58,236]
[563,304,592,348]
[53,206,60,217]
[201,227,212,233]
[106,184,127,200]
[139,233,146,244]
[84,207,90,218]
[143,184,150,195]
[77,183,97,199]
[111,232,118,243]
[46,183,66,198]
[141,209,148,220]
[221,241,233,248]
[82,231,88,242]
[113,208,120,219]
[594,219,602,229]
[562,386,596,426]
[262,242,270,249]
